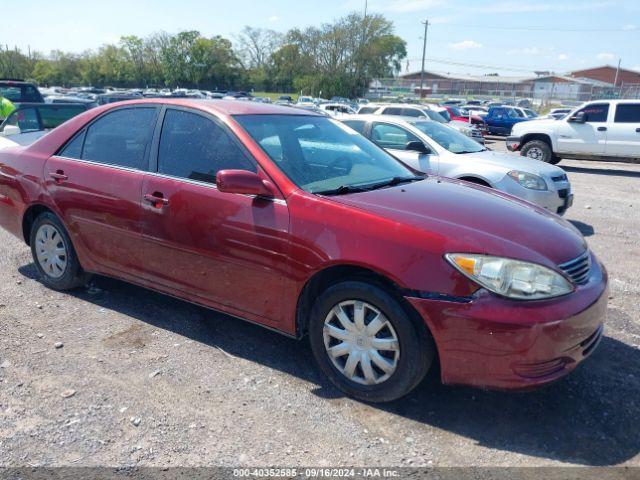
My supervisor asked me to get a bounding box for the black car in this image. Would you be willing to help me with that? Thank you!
[0,79,44,104]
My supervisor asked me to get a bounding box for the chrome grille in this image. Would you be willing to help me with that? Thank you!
[559,251,591,285]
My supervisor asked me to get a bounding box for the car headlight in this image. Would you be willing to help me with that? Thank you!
[445,254,573,300]
[507,170,547,190]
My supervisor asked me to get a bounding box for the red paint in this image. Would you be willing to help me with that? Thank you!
[0,99,607,390]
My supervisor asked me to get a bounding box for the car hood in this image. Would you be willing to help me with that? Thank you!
[328,177,586,266]
[459,149,566,177]
[512,118,559,133]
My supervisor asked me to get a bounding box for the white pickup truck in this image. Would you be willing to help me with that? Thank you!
[507,100,640,164]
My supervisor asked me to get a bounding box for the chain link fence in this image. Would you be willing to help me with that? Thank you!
[368,78,640,107]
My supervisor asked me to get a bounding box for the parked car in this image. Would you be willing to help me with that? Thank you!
[0,103,89,136]
[341,115,573,215]
[484,106,531,135]
[507,100,640,164]
[369,103,485,144]
[97,92,143,105]
[297,96,316,106]
[277,95,294,104]
[318,103,356,116]
[0,79,44,104]
[0,99,607,402]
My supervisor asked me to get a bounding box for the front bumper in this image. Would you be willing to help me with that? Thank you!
[506,136,521,151]
[407,253,608,391]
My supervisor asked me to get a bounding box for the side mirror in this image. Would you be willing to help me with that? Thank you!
[569,111,586,124]
[0,124,21,137]
[405,140,431,154]
[216,169,275,197]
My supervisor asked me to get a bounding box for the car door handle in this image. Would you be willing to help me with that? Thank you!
[597,126,607,132]
[49,171,68,182]
[144,193,169,207]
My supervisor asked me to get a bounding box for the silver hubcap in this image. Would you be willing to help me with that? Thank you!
[527,147,544,160]
[323,300,400,385]
[35,224,68,279]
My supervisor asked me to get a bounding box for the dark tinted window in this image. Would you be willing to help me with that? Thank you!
[614,104,640,123]
[158,109,255,184]
[382,107,404,116]
[5,108,39,132]
[82,108,156,170]
[357,106,377,114]
[60,131,86,159]
[576,104,609,122]
[371,123,421,150]
[401,108,424,117]
[342,120,367,135]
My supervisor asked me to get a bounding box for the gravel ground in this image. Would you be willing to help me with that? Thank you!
[0,149,639,468]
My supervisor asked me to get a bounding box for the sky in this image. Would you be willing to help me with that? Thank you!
[3,0,640,77]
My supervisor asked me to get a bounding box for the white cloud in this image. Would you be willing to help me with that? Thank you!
[596,52,616,61]
[268,15,279,22]
[632,66,640,72]
[557,53,569,61]
[449,40,482,50]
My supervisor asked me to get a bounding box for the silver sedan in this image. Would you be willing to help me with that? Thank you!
[341,115,573,215]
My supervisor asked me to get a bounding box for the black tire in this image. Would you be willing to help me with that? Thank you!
[308,280,435,403]
[521,139,555,163]
[29,212,89,290]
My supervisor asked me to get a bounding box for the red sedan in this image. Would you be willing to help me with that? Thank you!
[0,99,607,402]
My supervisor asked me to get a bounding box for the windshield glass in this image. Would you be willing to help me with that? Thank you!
[424,110,446,123]
[410,121,485,154]
[235,114,417,194]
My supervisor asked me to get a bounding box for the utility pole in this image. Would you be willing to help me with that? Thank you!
[613,58,621,87]
[419,20,430,99]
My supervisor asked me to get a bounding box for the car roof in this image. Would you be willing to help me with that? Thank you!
[97,98,319,116]
[342,114,432,124]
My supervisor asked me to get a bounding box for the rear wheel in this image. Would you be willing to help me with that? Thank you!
[521,139,560,164]
[30,212,89,290]
[308,280,434,403]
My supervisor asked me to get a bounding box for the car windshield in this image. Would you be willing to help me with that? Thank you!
[423,110,447,123]
[235,114,419,194]
[410,121,485,154]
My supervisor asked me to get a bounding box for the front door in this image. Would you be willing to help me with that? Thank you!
[370,122,437,174]
[44,106,158,276]
[556,103,609,155]
[140,108,290,327]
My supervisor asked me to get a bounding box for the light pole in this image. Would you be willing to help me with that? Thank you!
[419,20,430,99]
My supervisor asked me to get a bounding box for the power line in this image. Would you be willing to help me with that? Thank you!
[440,23,638,33]
[406,57,546,74]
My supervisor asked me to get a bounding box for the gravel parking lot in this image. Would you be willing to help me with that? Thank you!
[1,148,639,468]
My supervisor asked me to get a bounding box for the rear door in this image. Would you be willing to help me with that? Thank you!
[605,103,640,157]
[45,106,158,276]
[140,107,290,326]
[556,103,609,155]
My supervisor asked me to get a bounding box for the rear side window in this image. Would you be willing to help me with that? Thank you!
[357,106,377,114]
[82,108,157,170]
[158,109,256,184]
[342,120,367,135]
[576,104,609,122]
[614,104,640,123]
[5,108,39,132]
[60,131,85,159]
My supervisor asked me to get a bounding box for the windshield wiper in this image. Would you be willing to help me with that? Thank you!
[456,149,485,154]
[314,176,423,196]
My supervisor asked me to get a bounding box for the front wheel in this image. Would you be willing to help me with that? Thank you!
[521,139,559,164]
[308,281,435,403]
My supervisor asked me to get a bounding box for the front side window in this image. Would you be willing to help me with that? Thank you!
[614,104,640,123]
[410,121,485,154]
[575,104,609,123]
[82,107,157,170]
[382,107,403,116]
[371,123,421,150]
[235,115,415,194]
[158,109,256,184]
